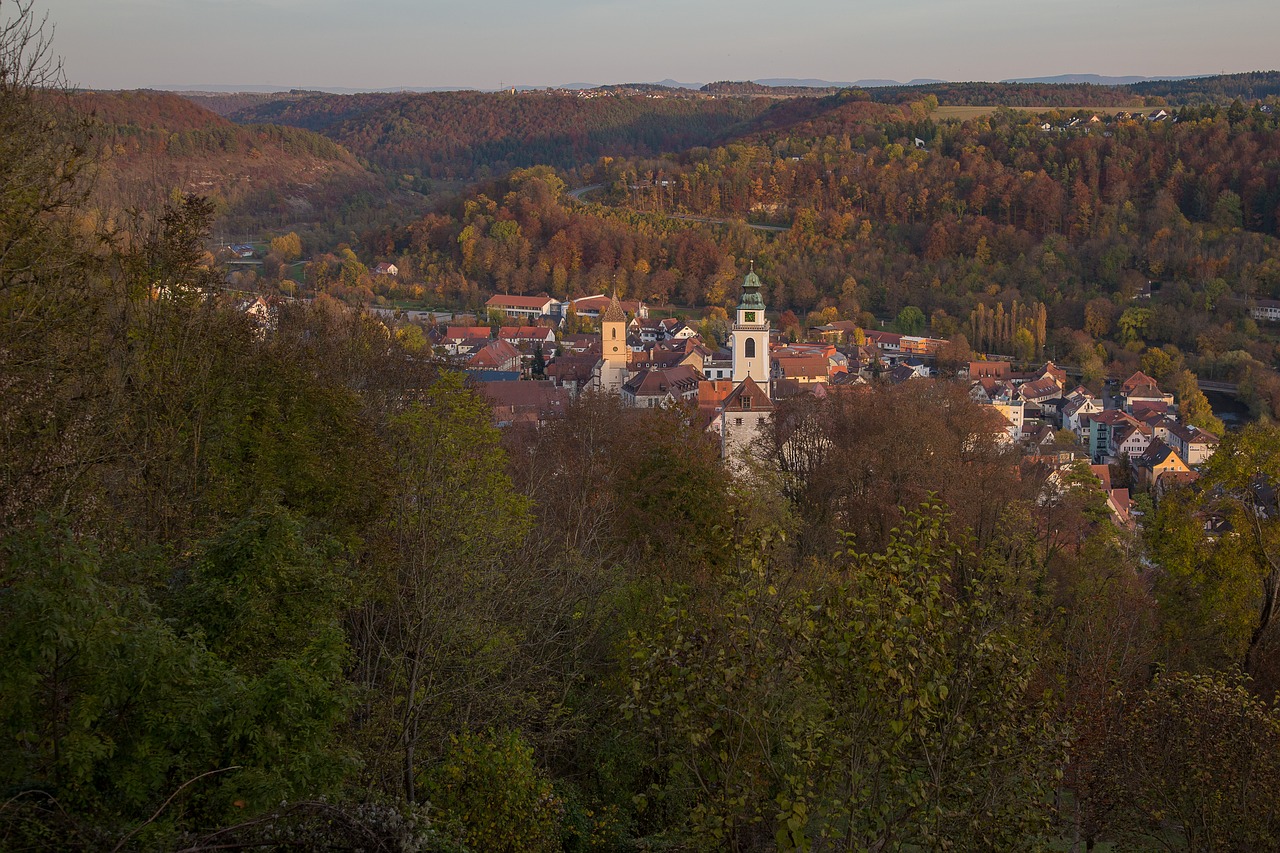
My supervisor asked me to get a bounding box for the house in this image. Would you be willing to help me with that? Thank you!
[498,325,557,352]
[442,325,493,354]
[774,354,831,385]
[479,381,569,428]
[864,330,902,353]
[238,295,277,339]
[1120,371,1160,395]
[621,365,701,408]
[1122,383,1174,413]
[1251,298,1280,323]
[702,350,733,381]
[899,336,945,356]
[545,354,598,397]
[887,363,924,384]
[1081,409,1139,463]
[969,360,1012,380]
[1166,422,1220,466]
[1110,422,1153,461]
[1134,439,1191,489]
[466,339,522,373]
[1019,377,1063,406]
[485,293,558,321]
[570,294,648,321]
[813,320,862,344]
[989,400,1025,441]
[702,376,774,462]
[373,262,399,277]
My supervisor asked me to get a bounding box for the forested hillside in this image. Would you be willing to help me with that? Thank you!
[332,95,1280,414]
[70,90,413,239]
[226,90,775,180]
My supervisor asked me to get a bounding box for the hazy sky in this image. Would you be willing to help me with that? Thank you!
[35,0,1280,90]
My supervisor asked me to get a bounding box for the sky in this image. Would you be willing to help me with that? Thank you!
[34,0,1280,91]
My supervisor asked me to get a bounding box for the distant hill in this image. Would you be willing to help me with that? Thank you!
[752,77,948,88]
[71,90,397,236]
[860,72,1280,108]
[1001,74,1197,85]
[221,90,775,179]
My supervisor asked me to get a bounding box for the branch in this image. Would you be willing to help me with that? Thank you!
[111,766,243,853]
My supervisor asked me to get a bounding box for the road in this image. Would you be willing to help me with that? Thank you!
[566,184,790,233]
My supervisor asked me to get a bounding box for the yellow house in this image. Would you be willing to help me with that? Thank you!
[1135,439,1190,489]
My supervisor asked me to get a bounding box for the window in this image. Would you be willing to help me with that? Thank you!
[612,328,617,339]
[745,338,756,358]
[734,417,743,426]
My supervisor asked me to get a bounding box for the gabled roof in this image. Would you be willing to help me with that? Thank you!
[1125,383,1168,400]
[776,355,830,380]
[467,339,521,368]
[1091,464,1112,491]
[1121,370,1159,393]
[446,325,492,340]
[1019,377,1062,401]
[1167,421,1220,446]
[498,325,554,339]
[1084,409,1139,427]
[719,376,773,412]
[622,364,701,398]
[1136,438,1184,469]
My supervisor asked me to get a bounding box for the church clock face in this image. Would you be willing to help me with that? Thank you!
[744,311,756,323]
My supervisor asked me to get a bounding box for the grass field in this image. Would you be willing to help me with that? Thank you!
[933,105,1146,121]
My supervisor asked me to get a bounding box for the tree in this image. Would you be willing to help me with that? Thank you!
[0,0,97,526]
[624,503,1066,851]
[1170,369,1225,434]
[1098,673,1280,851]
[270,231,303,261]
[895,304,925,335]
[1013,326,1036,362]
[1198,424,1280,680]
[351,371,532,803]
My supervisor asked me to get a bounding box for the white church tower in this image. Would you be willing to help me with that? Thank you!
[730,265,770,397]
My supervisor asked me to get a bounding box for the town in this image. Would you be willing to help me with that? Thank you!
[349,268,1225,534]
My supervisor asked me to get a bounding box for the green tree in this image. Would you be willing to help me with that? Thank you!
[0,523,350,846]
[352,371,532,803]
[625,504,1065,851]
[1116,307,1151,345]
[422,729,564,853]
[895,304,925,335]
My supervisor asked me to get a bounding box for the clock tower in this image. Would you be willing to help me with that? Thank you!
[730,266,770,396]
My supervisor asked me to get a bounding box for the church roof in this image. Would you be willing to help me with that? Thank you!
[719,376,774,412]
[601,295,627,323]
[737,267,765,311]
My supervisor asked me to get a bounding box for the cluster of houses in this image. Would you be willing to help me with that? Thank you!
[1036,109,1175,135]
[966,360,1221,524]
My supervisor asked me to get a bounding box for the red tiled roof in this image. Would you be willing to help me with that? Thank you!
[486,294,553,310]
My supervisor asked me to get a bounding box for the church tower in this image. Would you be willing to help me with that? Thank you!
[731,266,770,396]
[601,294,628,367]
[596,293,629,393]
